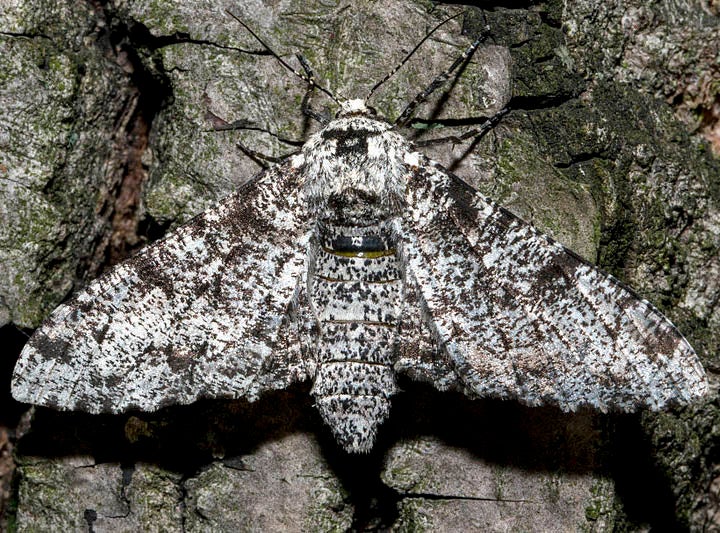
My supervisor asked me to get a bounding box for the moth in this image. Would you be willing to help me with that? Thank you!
[12,13,708,453]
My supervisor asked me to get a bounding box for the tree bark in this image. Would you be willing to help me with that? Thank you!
[2,0,718,530]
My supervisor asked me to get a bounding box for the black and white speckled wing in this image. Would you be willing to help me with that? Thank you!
[12,162,311,413]
[400,156,708,411]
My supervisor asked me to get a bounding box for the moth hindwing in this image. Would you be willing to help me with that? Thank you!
[11,13,708,454]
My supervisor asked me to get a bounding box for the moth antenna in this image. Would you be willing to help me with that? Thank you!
[296,54,319,89]
[365,11,464,103]
[226,10,340,105]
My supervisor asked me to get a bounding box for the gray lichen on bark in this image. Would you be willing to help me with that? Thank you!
[0,3,139,328]
[2,0,718,530]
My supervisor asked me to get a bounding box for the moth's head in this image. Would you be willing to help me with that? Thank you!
[336,99,378,118]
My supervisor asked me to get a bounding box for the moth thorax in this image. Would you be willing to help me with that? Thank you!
[337,98,369,116]
[302,117,407,224]
[320,188,395,225]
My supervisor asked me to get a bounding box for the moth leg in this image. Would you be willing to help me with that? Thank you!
[207,112,302,168]
[301,88,329,125]
[296,54,331,125]
[208,114,304,146]
[394,30,489,128]
[207,111,303,168]
[235,140,286,169]
[413,107,509,147]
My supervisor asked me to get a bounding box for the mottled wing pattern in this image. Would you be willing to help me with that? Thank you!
[12,162,311,413]
[400,156,707,411]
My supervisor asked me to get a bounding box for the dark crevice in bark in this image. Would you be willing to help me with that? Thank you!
[177,473,191,533]
[319,437,400,531]
[114,462,134,520]
[399,491,533,503]
[124,29,269,56]
[0,324,32,531]
[698,96,720,154]
[435,0,535,9]
[406,112,514,129]
[0,326,30,429]
[0,31,52,40]
[84,508,98,531]
[82,1,173,276]
[609,416,690,531]
[508,94,583,111]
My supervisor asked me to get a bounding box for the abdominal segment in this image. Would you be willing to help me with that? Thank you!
[309,221,402,453]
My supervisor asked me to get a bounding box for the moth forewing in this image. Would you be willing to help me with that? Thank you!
[11,163,312,413]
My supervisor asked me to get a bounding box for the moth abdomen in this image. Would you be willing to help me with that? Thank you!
[309,221,403,452]
[313,247,400,282]
[312,358,396,453]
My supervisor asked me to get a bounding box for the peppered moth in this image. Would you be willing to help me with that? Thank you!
[12,17,708,454]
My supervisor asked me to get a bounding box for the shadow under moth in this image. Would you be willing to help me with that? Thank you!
[12,13,708,453]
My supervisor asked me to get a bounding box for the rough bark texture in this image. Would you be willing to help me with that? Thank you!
[1,0,718,531]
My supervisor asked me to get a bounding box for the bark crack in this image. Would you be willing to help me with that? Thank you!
[82,1,173,276]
